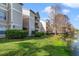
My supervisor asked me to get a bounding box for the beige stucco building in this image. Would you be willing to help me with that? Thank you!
[23,9,40,36]
[52,14,72,34]
[46,20,52,33]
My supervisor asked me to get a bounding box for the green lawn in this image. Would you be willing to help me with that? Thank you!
[0,35,71,56]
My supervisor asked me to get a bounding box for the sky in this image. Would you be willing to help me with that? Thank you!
[23,3,79,29]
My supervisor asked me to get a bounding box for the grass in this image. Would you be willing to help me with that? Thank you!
[0,35,71,56]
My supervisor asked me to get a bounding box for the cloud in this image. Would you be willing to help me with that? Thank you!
[43,6,55,14]
[74,15,79,21]
[76,15,79,20]
[62,9,70,14]
[40,17,49,21]
[77,15,79,18]
[63,3,79,8]
[22,8,29,15]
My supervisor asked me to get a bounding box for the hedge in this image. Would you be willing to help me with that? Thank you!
[5,30,28,39]
[32,30,46,37]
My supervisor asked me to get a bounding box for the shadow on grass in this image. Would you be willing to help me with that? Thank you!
[41,45,72,56]
[0,42,39,56]
[0,38,26,44]
[0,42,71,56]
[0,35,51,44]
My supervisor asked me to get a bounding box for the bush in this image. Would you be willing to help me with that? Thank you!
[34,32,45,37]
[32,31,36,36]
[46,32,51,35]
[5,30,28,39]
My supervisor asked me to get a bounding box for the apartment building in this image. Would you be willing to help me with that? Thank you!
[52,14,71,34]
[46,20,52,33]
[39,20,46,32]
[39,20,53,33]
[0,3,23,37]
[23,9,40,36]
[8,3,23,29]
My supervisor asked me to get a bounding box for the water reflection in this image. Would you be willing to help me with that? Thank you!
[71,33,79,56]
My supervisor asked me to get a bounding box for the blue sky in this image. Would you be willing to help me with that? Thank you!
[23,3,79,29]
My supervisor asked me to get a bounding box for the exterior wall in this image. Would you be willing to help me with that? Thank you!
[29,10,35,36]
[35,12,40,32]
[0,3,8,36]
[9,3,23,29]
[23,9,35,36]
[23,9,40,36]
[23,9,30,31]
[39,20,46,32]
[0,3,23,38]
[46,20,52,33]
[23,15,29,30]
[23,9,30,16]
[53,14,70,34]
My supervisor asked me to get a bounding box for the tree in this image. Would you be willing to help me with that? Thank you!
[48,4,74,35]
[48,4,61,34]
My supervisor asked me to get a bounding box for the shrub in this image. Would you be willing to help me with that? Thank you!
[46,32,51,35]
[5,30,28,39]
[34,32,45,37]
[32,31,36,36]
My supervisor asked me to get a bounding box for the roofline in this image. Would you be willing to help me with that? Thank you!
[19,3,23,5]
[30,9,36,15]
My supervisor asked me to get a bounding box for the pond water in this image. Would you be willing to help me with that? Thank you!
[71,33,79,56]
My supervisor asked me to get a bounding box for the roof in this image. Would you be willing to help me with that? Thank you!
[19,3,23,5]
[30,9,36,15]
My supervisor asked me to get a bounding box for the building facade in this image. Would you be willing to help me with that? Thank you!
[39,20,46,32]
[8,3,23,29]
[0,3,23,37]
[52,14,72,34]
[23,9,40,36]
[46,20,52,33]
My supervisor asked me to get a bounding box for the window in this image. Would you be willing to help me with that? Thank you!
[0,9,6,20]
[13,25,15,28]
[2,3,6,5]
[0,25,5,34]
[0,31,5,34]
